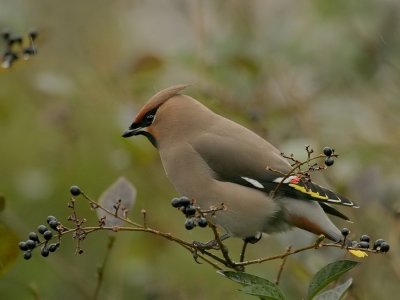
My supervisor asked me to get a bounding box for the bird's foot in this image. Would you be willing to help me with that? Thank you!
[193,239,221,251]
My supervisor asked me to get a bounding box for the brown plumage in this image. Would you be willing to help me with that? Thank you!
[123,84,357,242]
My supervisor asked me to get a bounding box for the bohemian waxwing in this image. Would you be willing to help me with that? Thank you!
[122,84,357,243]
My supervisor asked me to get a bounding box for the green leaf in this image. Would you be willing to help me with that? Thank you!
[314,278,353,300]
[0,222,19,277]
[240,284,286,300]
[307,260,359,300]
[219,271,286,300]
[96,177,136,227]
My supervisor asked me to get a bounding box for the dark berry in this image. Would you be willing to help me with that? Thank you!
[48,243,59,252]
[29,30,38,40]
[357,241,370,249]
[360,234,370,243]
[171,196,191,208]
[185,218,196,230]
[47,216,57,224]
[28,232,39,242]
[38,225,48,234]
[49,220,59,230]
[23,47,36,56]
[23,251,32,260]
[26,239,36,249]
[43,230,53,241]
[9,35,22,45]
[41,246,49,257]
[19,241,29,251]
[197,217,208,228]
[70,185,81,196]
[341,228,350,236]
[379,242,390,253]
[323,147,333,157]
[1,30,10,40]
[171,197,182,208]
[324,157,334,167]
[183,205,197,216]
[178,196,191,207]
[373,239,385,250]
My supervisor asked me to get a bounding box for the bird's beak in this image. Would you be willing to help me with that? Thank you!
[122,125,145,138]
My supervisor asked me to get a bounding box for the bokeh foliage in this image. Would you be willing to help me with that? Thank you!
[0,0,399,299]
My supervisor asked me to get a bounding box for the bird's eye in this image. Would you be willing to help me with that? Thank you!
[144,114,154,124]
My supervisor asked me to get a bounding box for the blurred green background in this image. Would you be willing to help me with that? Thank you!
[1,0,399,299]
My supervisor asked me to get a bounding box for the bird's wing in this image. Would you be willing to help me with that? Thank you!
[191,130,358,213]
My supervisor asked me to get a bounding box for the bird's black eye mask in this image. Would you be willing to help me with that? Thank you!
[127,107,158,131]
[122,107,159,147]
[141,107,158,127]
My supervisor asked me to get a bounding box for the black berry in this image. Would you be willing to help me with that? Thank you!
[43,230,53,241]
[9,35,22,45]
[357,241,369,249]
[29,30,38,40]
[171,198,182,208]
[197,217,208,228]
[185,218,196,230]
[38,225,48,234]
[183,205,197,216]
[373,239,385,250]
[1,30,10,40]
[171,196,191,208]
[70,185,81,196]
[323,147,333,157]
[23,47,36,56]
[379,242,390,253]
[19,241,29,251]
[47,216,57,225]
[41,246,49,257]
[178,196,191,207]
[341,228,350,236]
[23,251,32,260]
[48,243,59,252]
[49,220,59,230]
[360,234,370,243]
[28,232,39,242]
[26,239,36,249]
[324,157,334,167]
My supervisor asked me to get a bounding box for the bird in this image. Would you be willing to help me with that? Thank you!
[122,84,358,244]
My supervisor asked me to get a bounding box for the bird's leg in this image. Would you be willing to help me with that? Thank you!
[192,233,230,251]
[240,234,262,262]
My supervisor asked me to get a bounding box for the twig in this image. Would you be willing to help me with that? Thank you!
[93,236,115,300]
[275,246,292,285]
[208,222,240,270]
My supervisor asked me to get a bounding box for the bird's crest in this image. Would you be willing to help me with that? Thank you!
[134,84,191,123]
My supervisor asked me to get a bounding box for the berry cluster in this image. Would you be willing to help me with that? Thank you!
[341,228,390,253]
[171,196,208,230]
[18,216,62,260]
[1,29,38,69]
[323,147,335,167]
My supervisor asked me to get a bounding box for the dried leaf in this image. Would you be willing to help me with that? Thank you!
[96,177,136,227]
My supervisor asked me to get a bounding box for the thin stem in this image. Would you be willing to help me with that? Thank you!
[272,154,327,195]
[275,246,292,285]
[93,236,115,300]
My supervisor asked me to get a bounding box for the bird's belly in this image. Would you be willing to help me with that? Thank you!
[180,179,283,239]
